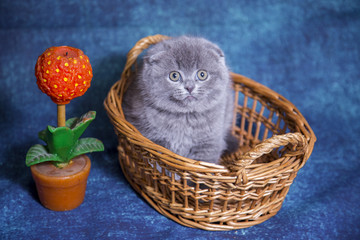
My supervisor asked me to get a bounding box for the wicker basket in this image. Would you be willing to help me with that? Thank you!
[104,35,316,231]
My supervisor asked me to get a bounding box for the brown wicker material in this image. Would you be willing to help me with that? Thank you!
[104,34,316,231]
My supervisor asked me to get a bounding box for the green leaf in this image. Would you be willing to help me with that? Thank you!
[48,125,57,132]
[69,138,104,160]
[38,129,47,142]
[71,111,96,141]
[26,144,62,167]
[66,117,79,128]
[45,126,75,162]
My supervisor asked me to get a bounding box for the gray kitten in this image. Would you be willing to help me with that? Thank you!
[122,36,238,164]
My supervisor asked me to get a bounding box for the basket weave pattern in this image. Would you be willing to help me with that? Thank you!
[104,35,316,231]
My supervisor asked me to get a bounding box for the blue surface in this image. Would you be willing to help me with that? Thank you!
[1,0,359,239]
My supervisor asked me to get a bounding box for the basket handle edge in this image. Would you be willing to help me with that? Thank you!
[223,132,308,185]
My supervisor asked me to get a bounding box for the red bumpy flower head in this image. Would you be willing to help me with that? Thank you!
[35,46,93,104]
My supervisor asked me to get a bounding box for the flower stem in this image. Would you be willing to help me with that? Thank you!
[57,104,66,127]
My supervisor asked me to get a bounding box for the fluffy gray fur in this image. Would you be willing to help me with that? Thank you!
[122,36,238,164]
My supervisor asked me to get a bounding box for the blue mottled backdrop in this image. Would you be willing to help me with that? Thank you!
[0,0,359,239]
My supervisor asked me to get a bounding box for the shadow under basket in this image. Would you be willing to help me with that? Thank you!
[104,35,316,231]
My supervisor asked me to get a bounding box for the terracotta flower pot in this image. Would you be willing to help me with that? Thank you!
[30,155,91,211]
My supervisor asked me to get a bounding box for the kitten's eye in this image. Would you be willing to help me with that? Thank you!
[197,70,208,81]
[169,71,181,82]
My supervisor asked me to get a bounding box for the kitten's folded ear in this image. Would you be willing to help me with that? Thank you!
[208,44,226,65]
[211,45,225,58]
[144,51,167,65]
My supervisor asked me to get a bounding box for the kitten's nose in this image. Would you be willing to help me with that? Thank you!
[184,81,195,93]
[185,85,194,93]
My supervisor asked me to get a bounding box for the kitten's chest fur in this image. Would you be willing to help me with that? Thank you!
[145,105,225,155]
